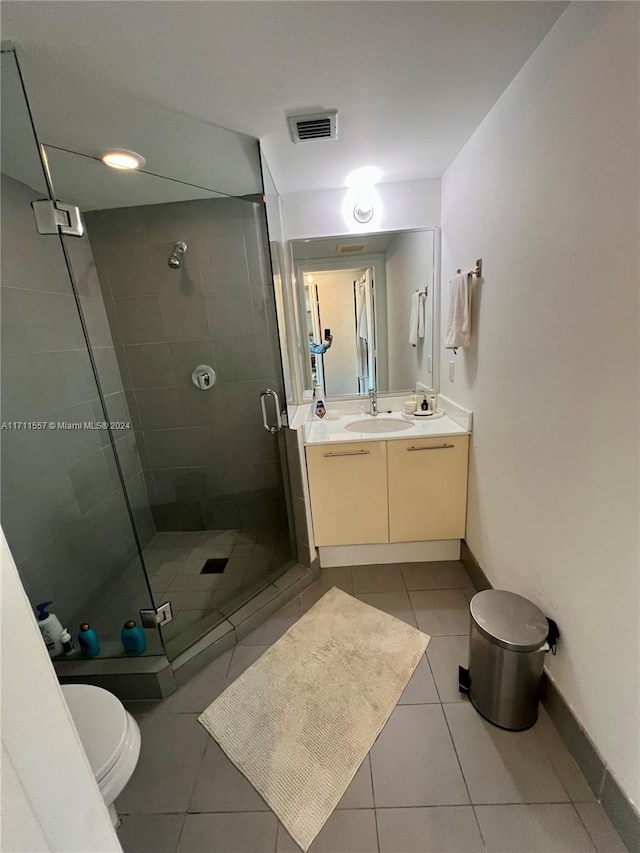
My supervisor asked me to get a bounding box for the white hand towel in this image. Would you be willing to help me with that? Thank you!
[444,273,471,350]
[409,292,425,347]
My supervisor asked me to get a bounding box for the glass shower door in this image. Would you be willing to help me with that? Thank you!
[0,46,161,658]
[42,144,294,659]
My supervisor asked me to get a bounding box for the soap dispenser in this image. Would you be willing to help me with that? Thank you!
[36,602,64,657]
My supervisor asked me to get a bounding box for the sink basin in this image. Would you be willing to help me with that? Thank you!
[345,418,413,434]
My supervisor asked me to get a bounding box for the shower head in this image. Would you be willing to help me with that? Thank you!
[167,241,187,269]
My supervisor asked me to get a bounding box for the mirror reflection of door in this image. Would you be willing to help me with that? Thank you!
[354,268,376,394]
[304,267,370,396]
[293,230,435,398]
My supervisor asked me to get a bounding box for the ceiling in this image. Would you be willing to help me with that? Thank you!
[292,231,400,262]
[1,2,567,196]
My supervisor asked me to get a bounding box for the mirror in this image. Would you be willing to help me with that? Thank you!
[292,229,436,397]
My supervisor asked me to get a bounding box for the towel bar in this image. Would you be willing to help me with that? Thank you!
[456,258,482,278]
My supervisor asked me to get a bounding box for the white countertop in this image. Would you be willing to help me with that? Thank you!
[304,411,470,446]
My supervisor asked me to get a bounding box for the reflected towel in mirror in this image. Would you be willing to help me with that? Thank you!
[409,290,426,347]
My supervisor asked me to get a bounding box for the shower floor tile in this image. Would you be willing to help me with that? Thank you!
[118,561,606,853]
[136,528,292,658]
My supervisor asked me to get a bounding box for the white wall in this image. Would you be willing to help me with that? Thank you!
[385,230,434,390]
[439,2,639,806]
[282,178,441,240]
[0,530,121,852]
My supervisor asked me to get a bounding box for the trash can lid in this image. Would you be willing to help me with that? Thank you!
[470,589,549,652]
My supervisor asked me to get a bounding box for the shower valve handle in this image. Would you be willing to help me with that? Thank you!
[191,365,216,390]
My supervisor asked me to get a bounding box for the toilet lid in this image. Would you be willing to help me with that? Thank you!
[61,684,128,781]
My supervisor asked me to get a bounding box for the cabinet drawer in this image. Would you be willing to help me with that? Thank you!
[306,441,388,546]
[388,435,469,542]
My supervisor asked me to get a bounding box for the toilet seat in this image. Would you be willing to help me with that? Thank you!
[61,684,141,805]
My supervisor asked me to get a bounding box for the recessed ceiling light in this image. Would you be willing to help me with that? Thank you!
[101,150,145,171]
[306,274,314,284]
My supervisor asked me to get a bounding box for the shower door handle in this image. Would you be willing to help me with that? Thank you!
[260,389,283,434]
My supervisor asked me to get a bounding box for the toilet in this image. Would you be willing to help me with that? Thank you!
[61,684,141,826]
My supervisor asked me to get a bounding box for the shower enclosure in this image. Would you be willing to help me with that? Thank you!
[1,45,295,664]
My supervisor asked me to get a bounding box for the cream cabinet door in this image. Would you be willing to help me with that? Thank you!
[388,436,469,542]
[306,441,388,545]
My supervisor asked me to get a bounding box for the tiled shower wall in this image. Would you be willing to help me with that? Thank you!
[0,174,153,622]
[85,197,288,532]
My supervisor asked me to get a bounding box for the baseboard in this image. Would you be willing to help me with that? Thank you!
[460,540,492,591]
[319,539,461,568]
[461,540,640,852]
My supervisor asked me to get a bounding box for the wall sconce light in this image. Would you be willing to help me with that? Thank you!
[342,167,382,230]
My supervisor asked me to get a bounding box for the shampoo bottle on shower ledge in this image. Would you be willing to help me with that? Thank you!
[78,623,101,658]
[121,620,146,655]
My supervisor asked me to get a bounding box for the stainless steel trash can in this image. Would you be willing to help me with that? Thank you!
[464,590,554,731]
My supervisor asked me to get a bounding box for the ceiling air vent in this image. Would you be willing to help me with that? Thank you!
[336,243,367,255]
[288,110,338,144]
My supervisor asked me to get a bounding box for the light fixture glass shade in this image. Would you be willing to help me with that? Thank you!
[101,150,146,171]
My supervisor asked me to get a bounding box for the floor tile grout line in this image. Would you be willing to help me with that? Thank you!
[568,802,600,852]
[171,811,188,853]
[440,699,476,809]
[372,801,382,853]
[367,754,377,811]
[470,804,488,850]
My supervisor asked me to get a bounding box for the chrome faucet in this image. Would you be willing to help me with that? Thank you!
[368,388,378,416]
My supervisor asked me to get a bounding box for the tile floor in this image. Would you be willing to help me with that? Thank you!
[117,561,627,853]
[92,529,292,658]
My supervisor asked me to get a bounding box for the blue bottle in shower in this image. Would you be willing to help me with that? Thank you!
[77,623,101,658]
[121,620,146,655]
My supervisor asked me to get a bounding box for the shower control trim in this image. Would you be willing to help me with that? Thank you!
[191,364,216,390]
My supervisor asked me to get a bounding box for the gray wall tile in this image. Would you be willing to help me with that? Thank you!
[64,236,104,298]
[200,499,241,530]
[17,289,87,352]
[92,347,123,396]
[79,296,112,347]
[102,244,154,297]
[87,196,288,537]
[198,233,250,290]
[114,294,166,344]
[145,428,191,469]
[150,468,198,504]
[135,387,183,429]
[178,384,224,427]
[192,464,237,501]
[0,175,152,647]
[69,448,116,514]
[205,287,253,339]
[1,287,31,355]
[159,289,209,342]
[126,343,175,389]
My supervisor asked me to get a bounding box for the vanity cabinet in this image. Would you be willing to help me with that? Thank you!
[387,436,469,542]
[306,435,469,546]
[305,441,388,545]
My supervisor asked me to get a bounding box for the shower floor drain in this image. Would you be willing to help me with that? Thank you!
[201,558,228,574]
